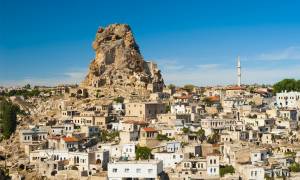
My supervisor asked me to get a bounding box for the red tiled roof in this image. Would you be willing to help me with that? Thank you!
[142,127,157,132]
[49,136,61,140]
[207,96,220,102]
[63,137,79,143]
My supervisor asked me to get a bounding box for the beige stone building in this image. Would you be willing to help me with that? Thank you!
[139,127,160,148]
[125,102,166,121]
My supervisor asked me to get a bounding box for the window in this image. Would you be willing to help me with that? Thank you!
[148,169,153,173]
[124,168,129,173]
[112,168,117,173]
[136,168,141,173]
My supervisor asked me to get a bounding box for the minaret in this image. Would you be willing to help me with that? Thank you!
[237,56,241,87]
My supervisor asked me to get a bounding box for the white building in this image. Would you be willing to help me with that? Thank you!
[19,127,48,144]
[250,149,269,165]
[241,165,265,180]
[121,143,136,160]
[154,151,184,168]
[276,91,300,108]
[107,160,163,180]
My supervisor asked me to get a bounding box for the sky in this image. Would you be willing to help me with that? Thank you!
[1,0,300,87]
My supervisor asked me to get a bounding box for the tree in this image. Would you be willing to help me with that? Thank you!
[203,97,213,106]
[165,105,171,112]
[156,134,174,141]
[207,131,220,144]
[100,130,119,142]
[113,97,124,103]
[220,165,235,177]
[136,146,152,160]
[273,79,300,94]
[183,84,194,93]
[182,127,190,134]
[0,99,18,139]
[167,84,176,89]
[196,129,206,142]
[289,163,300,172]
[23,84,31,89]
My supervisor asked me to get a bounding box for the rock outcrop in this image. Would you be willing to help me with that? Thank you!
[81,24,164,97]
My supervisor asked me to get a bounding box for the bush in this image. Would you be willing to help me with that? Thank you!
[136,146,152,160]
[156,134,175,141]
[100,130,119,142]
[207,132,220,144]
[289,163,300,172]
[182,127,190,134]
[113,97,124,103]
[220,165,235,177]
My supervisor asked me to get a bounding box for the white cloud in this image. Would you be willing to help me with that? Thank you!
[258,46,300,61]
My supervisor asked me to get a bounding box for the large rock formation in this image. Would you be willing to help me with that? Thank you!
[81,24,164,97]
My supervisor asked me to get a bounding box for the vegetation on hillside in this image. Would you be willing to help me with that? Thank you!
[113,97,124,103]
[100,130,119,142]
[183,84,195,93]
[167,84,176,89]
[273,79,300,94]
[220,165,235,177]
[1,89,40,98]
[196,129,206,142]
[207,131,220,144]
[0,99,19,139]
[135,146,152,160]
[156,134,175,141]
[289,162,300,172]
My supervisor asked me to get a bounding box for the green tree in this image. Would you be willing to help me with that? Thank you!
[165,105,171,112]
[207,131,220,144]
[220,165,235,177]
[156,134,174,141]
[23,84,31,89]
[183,84,195,93]
[182,127,190,134]
[196,129,206,142]
[100,130,119,142]
[273,79,300,94]
[203,97,213,106]
[136,146,152,160]
[167,84,176,89]
[0,99,18,139]
[113,97,124,103]
[289,163,300,172]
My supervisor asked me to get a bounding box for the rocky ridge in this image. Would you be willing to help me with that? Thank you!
[81,24,164,97]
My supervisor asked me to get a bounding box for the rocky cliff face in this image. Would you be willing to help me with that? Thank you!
[81,24,164,97]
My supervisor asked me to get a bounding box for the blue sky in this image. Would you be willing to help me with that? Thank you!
[1,0,300,86]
